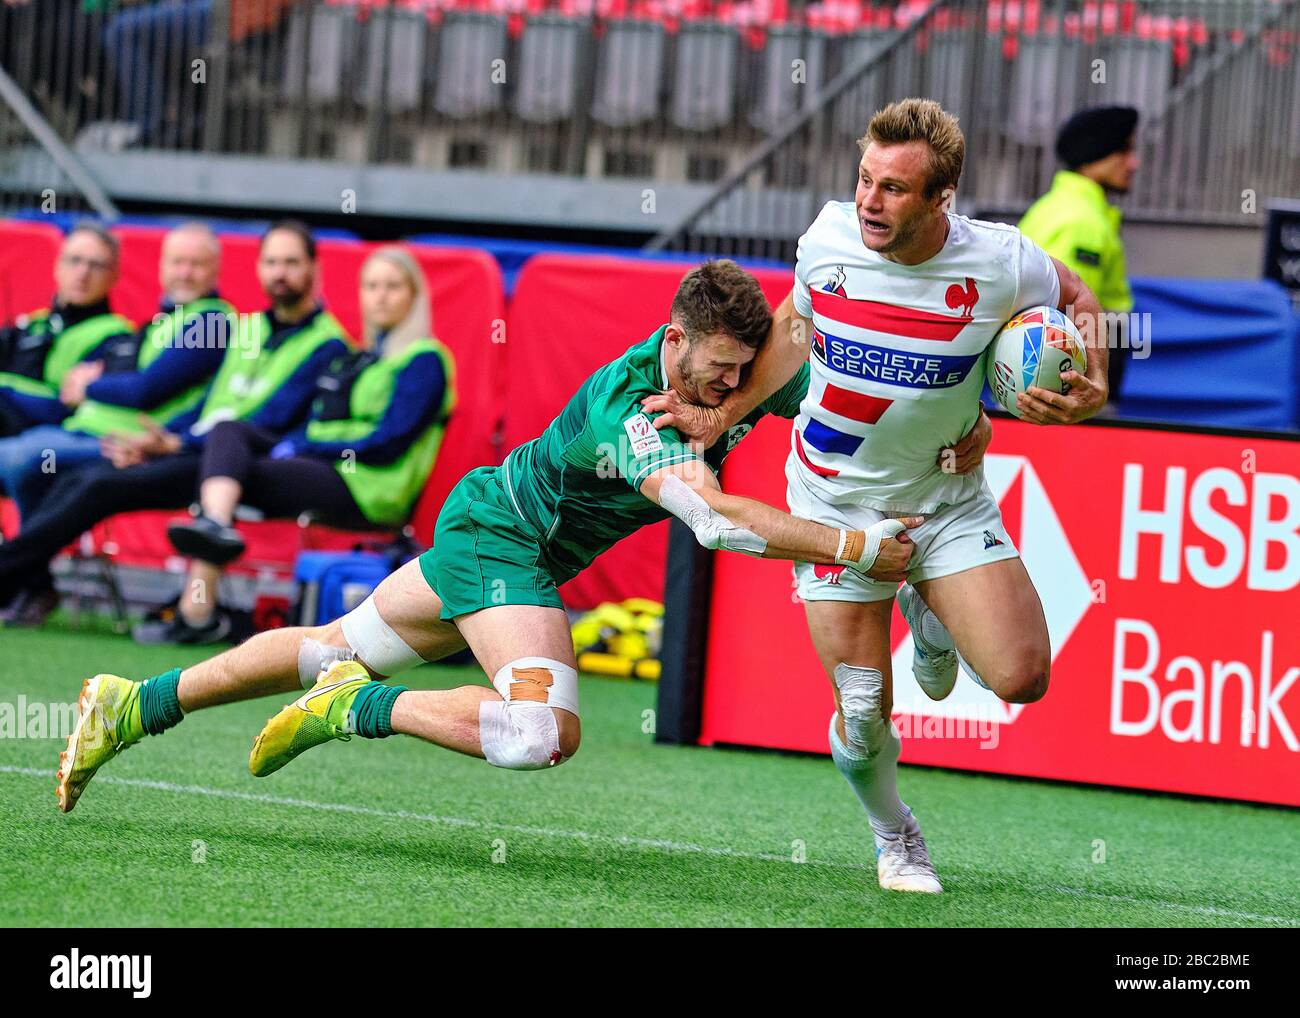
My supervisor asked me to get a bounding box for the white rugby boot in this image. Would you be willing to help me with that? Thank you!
[896,583,957,701]
[876,811,943,894]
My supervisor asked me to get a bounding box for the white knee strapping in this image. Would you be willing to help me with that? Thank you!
[490,657,579,716]
[479,701,562,770]
[297,638,355,689]
[338,594,426,678]
[478,657,579,770]
[832,663,891,758]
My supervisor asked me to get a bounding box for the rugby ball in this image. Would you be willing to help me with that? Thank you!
[985,306,1087,419]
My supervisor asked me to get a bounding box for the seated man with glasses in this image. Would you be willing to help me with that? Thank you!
[0,223,134,438]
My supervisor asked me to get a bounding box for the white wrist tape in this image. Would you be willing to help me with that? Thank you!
[837,518,907,571]
[658,473,768,557]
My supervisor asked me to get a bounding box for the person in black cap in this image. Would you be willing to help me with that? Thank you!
[1020,106,1139,406]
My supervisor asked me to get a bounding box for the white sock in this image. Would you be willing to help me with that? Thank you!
[828,713,911,846]
[957,649,992,691]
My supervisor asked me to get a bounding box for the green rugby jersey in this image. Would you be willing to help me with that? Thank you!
[501,325,809,580]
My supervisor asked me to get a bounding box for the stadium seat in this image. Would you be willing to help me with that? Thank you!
[832,29,907,140]
[0,220,62,326]
[1287,49,1300,158]
[669,23,741,132]
[514,15,589,123]
[920,27,974,122]
[356,6,429,112]
[434,12,510,118]
[749,25,829,134]
[1005,34,1084,144]
[1208,43,1267,151]
[1124,277,1298,429]
[280,3,358,104]
[1099,37,1172,115]
[591,19,667,127]
[0,496,18,539]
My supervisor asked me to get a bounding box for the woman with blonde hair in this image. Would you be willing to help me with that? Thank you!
[135,245,455,645]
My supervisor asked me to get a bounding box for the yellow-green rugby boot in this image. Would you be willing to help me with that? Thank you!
[57,675,146,813]
[249,661,371,777]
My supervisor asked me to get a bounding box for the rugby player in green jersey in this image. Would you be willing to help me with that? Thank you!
[56,261,923,813]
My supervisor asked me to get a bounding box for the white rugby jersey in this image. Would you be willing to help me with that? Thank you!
[788,201,1061,513]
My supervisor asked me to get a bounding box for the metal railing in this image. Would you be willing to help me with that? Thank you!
[0,0,1296,239]
[0,65,118,219]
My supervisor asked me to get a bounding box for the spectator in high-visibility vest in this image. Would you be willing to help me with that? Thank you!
[0,224,133,437]
[136,245,455,645]
[0,222,231,520]
[1019,106,1139,406]
[0,220,349,627]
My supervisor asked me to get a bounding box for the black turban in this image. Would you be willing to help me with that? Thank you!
[1055,106,1139,169]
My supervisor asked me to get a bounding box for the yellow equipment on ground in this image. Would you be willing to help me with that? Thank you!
[572,599,664,681]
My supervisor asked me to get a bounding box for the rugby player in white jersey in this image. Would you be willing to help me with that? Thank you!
[645,99,1109,894]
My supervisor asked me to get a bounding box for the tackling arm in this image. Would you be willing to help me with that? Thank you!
[640,460,920,580]
[722,288,814,425]
[643,289,814,445]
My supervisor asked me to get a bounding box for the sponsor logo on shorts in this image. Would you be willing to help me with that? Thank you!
[814,563,847,585]
[982,529,1005,549]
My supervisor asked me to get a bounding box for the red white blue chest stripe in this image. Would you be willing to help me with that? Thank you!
[792,207,1052,483]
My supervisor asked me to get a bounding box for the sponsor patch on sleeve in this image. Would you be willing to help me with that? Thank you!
[1074,247,1101,266]
[623,412,664,457]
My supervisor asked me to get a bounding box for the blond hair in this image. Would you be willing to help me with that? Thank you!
[859,98,965,199]
[360,245,433,356]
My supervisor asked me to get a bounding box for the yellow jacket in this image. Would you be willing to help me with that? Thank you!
[1019,170,1134,312]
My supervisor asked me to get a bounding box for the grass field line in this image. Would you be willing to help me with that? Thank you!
[5,764,1297,926]
[1051,886,1300,926]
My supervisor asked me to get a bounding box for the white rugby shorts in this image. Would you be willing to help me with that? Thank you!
[788,468,1019,603]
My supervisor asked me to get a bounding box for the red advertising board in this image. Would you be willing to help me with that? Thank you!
[699,417,1300,807]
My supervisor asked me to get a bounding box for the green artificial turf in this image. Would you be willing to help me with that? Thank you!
[0,626,1296,927]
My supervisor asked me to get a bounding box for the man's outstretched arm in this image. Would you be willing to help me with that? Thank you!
[640,460,919,582]
[642,288,813,447]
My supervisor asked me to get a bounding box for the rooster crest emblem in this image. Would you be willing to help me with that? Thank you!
[944,276,980,318]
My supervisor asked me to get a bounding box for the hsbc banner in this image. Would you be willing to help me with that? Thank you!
[698,417,1300,807]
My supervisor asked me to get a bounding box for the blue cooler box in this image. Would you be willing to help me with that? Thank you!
[294,551,393,627]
